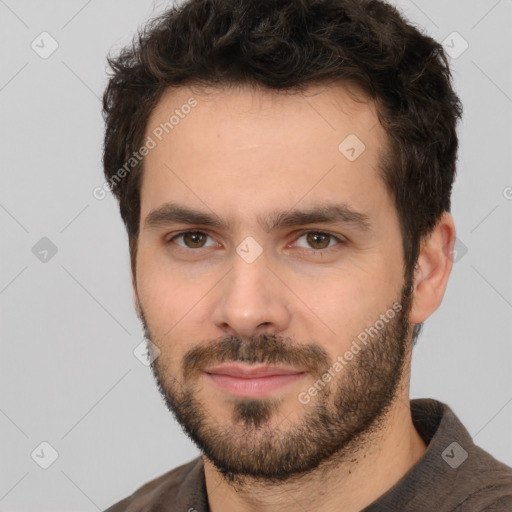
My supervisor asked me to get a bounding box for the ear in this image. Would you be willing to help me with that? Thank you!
[409,212,456,325]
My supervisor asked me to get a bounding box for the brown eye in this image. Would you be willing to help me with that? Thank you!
[184,232,207,248]
[293,231,343,251]
[171,231,214,249]
[306,232,331,249]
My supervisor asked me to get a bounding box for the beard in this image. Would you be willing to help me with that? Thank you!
[140,273,414,485]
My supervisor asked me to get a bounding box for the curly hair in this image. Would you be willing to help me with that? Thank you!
[102,0,462,321]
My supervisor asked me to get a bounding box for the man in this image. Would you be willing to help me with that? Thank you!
[102,0,512,510]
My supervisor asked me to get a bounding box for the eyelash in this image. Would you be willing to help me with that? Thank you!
[166,230,345,254]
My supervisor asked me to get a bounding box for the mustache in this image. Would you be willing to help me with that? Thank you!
[181,333,331,380]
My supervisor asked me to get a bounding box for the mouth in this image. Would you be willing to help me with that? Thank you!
[204,363,306,398]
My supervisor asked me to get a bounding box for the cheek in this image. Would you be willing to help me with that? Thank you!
[136,249,220,340]
[140,278,191,330]
[137,273,196,366]
[136,250,187,325]
[306,270,393,354]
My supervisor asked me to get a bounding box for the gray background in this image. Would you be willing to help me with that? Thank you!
[0,0,511,510]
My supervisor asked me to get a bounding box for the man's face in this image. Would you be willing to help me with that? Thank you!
[134,83,414,482]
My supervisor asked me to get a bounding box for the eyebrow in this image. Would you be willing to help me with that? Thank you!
[144,202,372,233]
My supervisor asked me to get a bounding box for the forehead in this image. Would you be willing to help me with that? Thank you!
[139,82,392,226]
[146,82,383,145]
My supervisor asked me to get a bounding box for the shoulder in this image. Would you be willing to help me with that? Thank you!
[402,399,512,512]
[103,456,205,512]
[453,446,512,511]
[455,493,512,511]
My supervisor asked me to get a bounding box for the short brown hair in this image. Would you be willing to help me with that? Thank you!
[102,0,462,338]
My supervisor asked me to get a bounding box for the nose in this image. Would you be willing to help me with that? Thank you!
[211,247,292,339]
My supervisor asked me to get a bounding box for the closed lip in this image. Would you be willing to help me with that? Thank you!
[204,363,305,379]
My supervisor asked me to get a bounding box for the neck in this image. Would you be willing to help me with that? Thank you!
[203,391,427,512]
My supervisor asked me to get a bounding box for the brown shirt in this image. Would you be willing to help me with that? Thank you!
[104,398,512,511]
